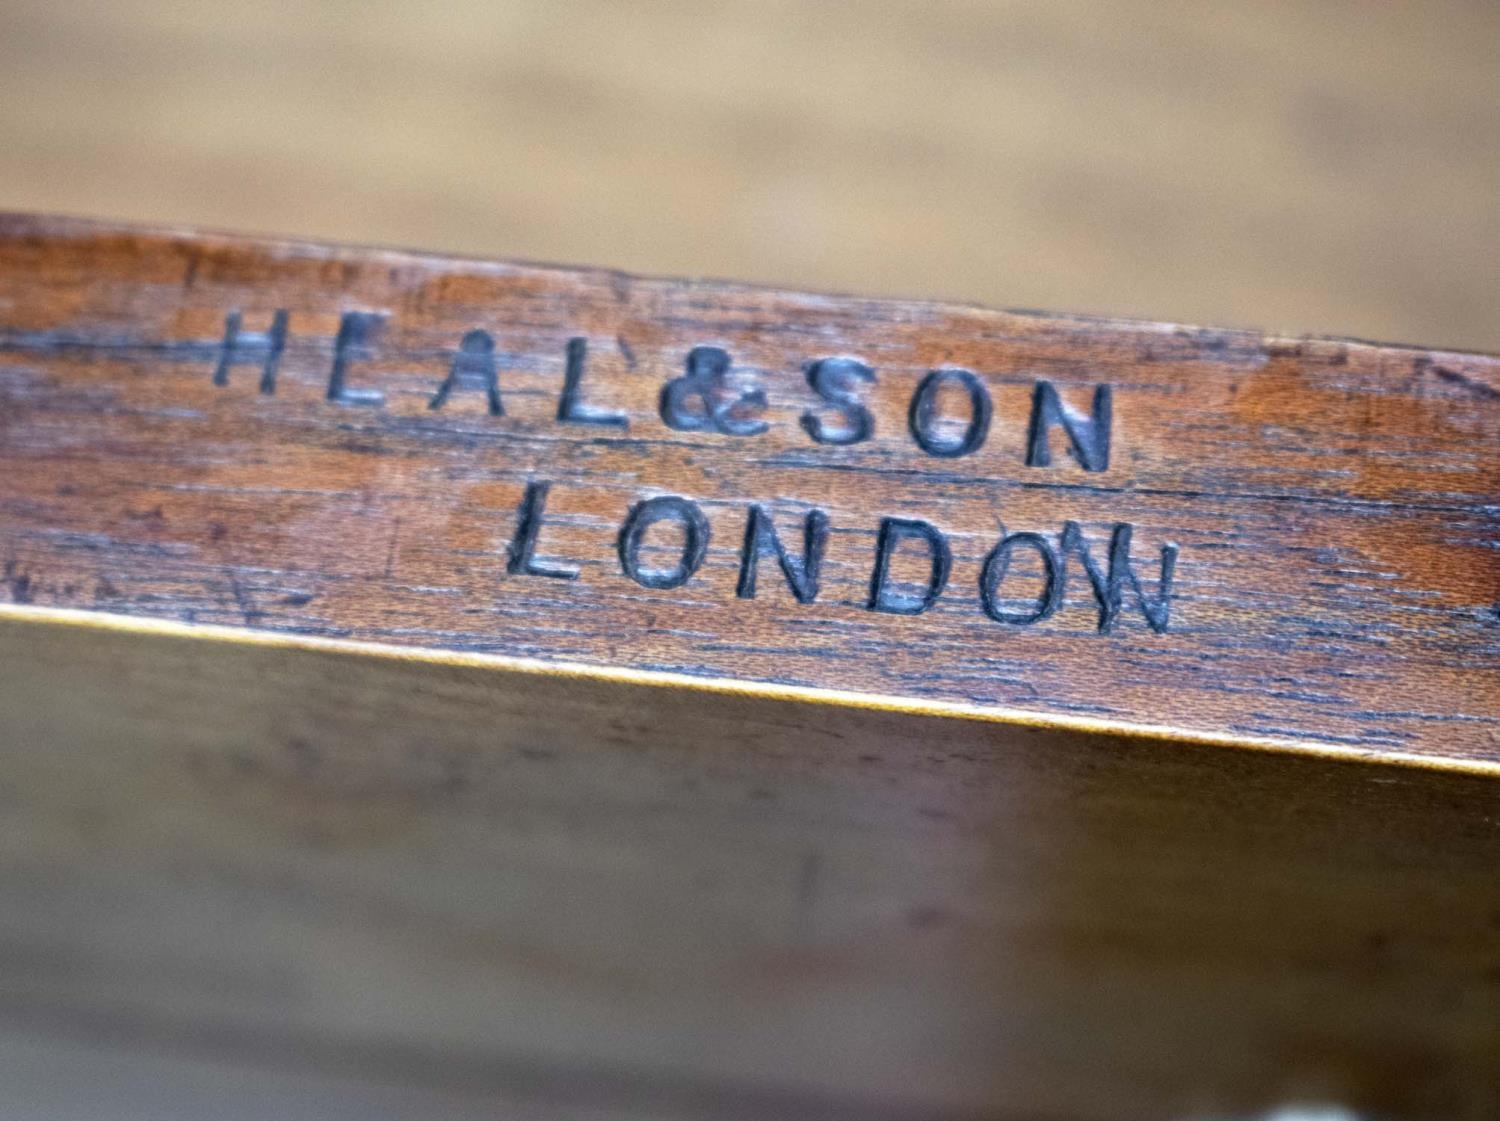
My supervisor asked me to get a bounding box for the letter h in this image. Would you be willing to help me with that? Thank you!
[212,310,289,394]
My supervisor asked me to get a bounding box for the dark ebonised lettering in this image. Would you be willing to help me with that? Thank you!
[979,531,1063,625]
[660,346,768,436]
[618,495,711,590]
[800,357,875,446]
[736,505,829,604]
[326,311,387,407]
[867,517,951,615]
[557,337,628,429]
[1060,521,1178,634]
[430,329,502,415]
[908,368,991,458]
[505,482,579,580]
[1026,381,1112,472]
[212,309,288,395]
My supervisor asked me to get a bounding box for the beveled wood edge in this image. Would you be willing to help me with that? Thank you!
[6,603,1494,779]
[7,210,1496,361]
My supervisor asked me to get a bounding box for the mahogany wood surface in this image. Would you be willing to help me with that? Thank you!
[0,612,1497,1120]
[0,216,1495,767]
[1,218,1499,1119]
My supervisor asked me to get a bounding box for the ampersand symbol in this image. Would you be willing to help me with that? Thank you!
[659,346,769,436]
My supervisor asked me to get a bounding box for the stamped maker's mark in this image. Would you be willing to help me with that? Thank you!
[120,305,1178,632]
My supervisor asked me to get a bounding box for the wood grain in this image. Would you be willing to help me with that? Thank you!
[0,612,1497,1119]
[0,216,1496,767]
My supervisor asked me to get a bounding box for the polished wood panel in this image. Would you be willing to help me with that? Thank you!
[1,219,1497,1118]
[0,217,1495,766]
[0,612,1497,1119]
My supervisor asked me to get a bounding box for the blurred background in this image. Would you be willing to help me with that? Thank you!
[1,0,1497,351]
